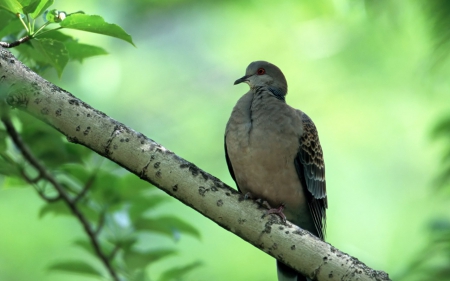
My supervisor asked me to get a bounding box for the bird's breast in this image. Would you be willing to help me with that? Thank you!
[226,94,306,216]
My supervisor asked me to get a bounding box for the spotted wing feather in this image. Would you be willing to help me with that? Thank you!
[295,113,327,240]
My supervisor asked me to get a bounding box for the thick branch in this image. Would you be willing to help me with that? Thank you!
[0,47,390,281]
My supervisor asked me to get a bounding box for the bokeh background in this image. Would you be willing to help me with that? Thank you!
[1,0,450,280]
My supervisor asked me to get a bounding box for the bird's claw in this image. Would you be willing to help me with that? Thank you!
[262,204,287,223]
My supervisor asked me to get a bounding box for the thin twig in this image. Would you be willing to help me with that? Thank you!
[74,174,95,203]
[0,35,31,48]
[1,116,120,281]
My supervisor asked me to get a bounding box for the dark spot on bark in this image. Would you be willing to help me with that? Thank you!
[217,199,223,207]
[76,126,80,131]
[84,127,90,136]
[141,140,145,144]
[238,218,246,224]
[285,231,289,234]
[156,170,161,178]
[172,184,178,192]
[87,113,91,117]
[198,186,208,196]
[154,162,160,169]
[291,245,296,250]
[41,107,49,115]
[225,192,231,196]
[10,59,14,63]
[120,138,124,142]
[210,186,218,192]
[67,136,78,143]
[125,138,129,142]
[34,98,41,104]
[263,225,272,234]
[272,243,278,250]
[113,144,118,149]
[69,99,79,106]
[329,272,333,278]
[279,226,284,230]
[55,108,61,116]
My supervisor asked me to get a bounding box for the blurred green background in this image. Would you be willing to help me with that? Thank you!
[1,0,450,280]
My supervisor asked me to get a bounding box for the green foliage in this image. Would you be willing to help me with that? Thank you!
[0,109,201,280]
[48,260,102,278]
[0,0,133,76]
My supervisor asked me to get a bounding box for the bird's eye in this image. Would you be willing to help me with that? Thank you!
[257,68,265,75]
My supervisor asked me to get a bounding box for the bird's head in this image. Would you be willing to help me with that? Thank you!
[234,61,288,98]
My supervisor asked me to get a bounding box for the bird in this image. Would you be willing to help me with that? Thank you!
[224,61,327,281]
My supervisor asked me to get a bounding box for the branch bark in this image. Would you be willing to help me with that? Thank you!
[0,47,390,281]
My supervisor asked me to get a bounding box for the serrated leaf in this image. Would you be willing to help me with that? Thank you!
[0,0,22,14]
[123,249,177,270]
[65,41,107,62]
[31,38,68,77]
[60,14,134,46]
[159,261,202,281]
[134,216,201,240]
[48,260,102,277]
[30,0,52,18]
[21,0,39,14]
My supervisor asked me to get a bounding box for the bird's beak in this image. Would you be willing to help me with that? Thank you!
[234,75,251,85]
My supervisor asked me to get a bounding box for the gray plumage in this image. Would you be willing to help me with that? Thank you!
[225,61,327,281]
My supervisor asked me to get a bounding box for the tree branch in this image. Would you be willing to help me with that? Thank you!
[0,114,120,281]
[0,47,390,281]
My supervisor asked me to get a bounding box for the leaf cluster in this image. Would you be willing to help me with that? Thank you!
[0,110,201,280]
[0,0,134,76]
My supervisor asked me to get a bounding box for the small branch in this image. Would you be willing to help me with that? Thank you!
[95,211,106,236]
[108,245,120,261]
[0,35,31,48]
[1,116,121,281]
[74,174,95,203]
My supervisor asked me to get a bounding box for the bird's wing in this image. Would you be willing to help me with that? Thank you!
[224,137,241,192]
[294,112,327,240]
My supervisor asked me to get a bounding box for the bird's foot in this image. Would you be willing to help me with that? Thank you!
[244,192,253,200]
[262,204,287,223]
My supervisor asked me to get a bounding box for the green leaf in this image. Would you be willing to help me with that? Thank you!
[129,195,172,221]
[48,260,102,277]
[21,0,39,14]
[0,16,24,39]
[134,216,201,240]
[0,0,22,14]
[159,261,202,281]
[123,249,177,270]
[31,38,68,77]
[30,0,53,18]
[37,29,73,42]
[0,130,7,152]
[45,8,65,23]
[130,270,150,281]
[65,41,107,62]
[39,201,70,218]
[73,239,95,257]
[60,14,135,46]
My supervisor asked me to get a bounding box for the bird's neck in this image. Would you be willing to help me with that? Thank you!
[252,86,286,101]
